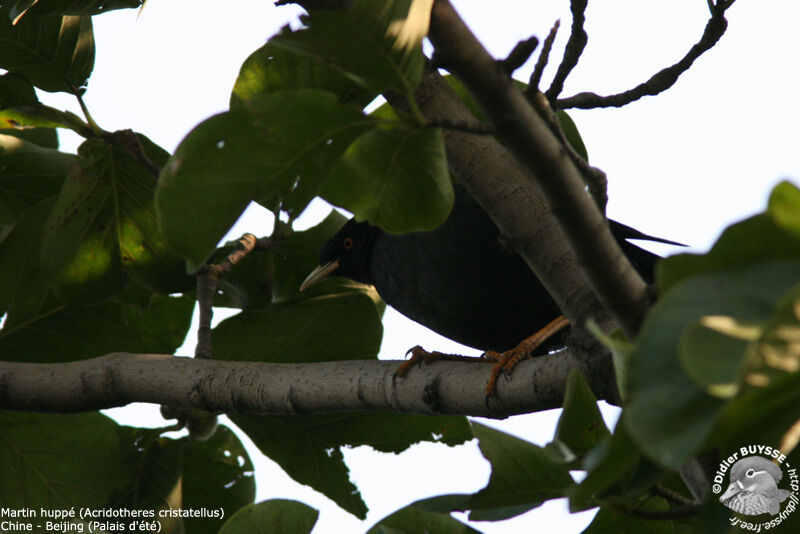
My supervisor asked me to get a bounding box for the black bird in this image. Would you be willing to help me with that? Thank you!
[302,184,678,387]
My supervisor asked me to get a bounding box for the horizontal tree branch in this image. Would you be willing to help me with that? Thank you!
[0,350,613,417]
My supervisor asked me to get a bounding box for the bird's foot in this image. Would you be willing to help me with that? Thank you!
[394,345,482,378]
[483,315,570,397]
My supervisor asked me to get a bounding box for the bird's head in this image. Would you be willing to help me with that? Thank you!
[300,218,381,290]
[721,456,783,503]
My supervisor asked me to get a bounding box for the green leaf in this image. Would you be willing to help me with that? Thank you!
[182,426,256,533]
[0,133,73,227]
[112,427,184,531]
[368,501,482,534]
[0,412,134,508]
[550,370,610,465]
[271,210,348,301]
[0,72,59,147]
[40,137,191,303]
[214,248,274,310]
[581,498,672,534]
[0,198,61,325]
[0,134,72,225]
[270,3,424,96]
[213,290,382,364]
[712,287,800,452]
[110,425,255,534]
[233,412,470,520]
[0,293,194,362]
[231,40,373,109]
[156,90,374,265]
[557,109,589,162]
[0,9,94,94]
[568,417,668,513]
[322,125,453,233]
[626,260,800,468]
[7,0,142,22]
[219,499,318,534]
[658,181,800,292]
[232,414,367,519]
[677,319,752,397]
[467,422,573,521]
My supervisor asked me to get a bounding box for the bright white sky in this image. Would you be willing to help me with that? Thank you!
[40,0,800,532]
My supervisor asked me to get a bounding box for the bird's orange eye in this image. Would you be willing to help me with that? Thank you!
[343,237,354,250]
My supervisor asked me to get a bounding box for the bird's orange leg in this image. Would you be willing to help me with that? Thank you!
[394,346,484,378]
[483,315,570,397]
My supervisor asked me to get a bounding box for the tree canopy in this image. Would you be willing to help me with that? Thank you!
[1,1,800,533]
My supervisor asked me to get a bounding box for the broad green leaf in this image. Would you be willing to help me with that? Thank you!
[111,425,255,534]
[0,72,58,147]
[677,319,752,397]
[0,412,133,508]
[658,181,800,292]
[581,497,672,534]
[712,287,800,454]
[0,9,95,94]
[0,293,194,362]
[214,247,274,310]
[549,370,610,465]
[41,137,191,303]
[0,133,73,227]
[271,210,348,301]
[8,0,142,22]
[231,40,373,109]
[322,125,452,233]
[232,414,367,519]
[182,426,256,533]
[270,3,424,96]
[156,90,374,265]
[567,416,669,514]
[0,198,61,325]
[219,499,318,534]
[113,427,184,532]
[626,260,800,468]
[233,412,470,520]
[467,422,573,521]
[368,502,481,534]
[715,371,800,459]
[213,290,382,364]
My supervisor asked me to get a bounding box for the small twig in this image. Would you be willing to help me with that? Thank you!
[195,233,257,359]
[557,1,735,109]
[103,129,161,177]
[498,36,539,75]
[545,0,588,102]
[527,20,560,93]
[652,484,700,507]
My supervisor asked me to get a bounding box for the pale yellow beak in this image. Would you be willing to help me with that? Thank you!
[299,259,340,291]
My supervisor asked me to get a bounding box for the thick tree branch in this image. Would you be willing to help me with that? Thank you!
[0,349,613,417]
[428,0,649,338]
